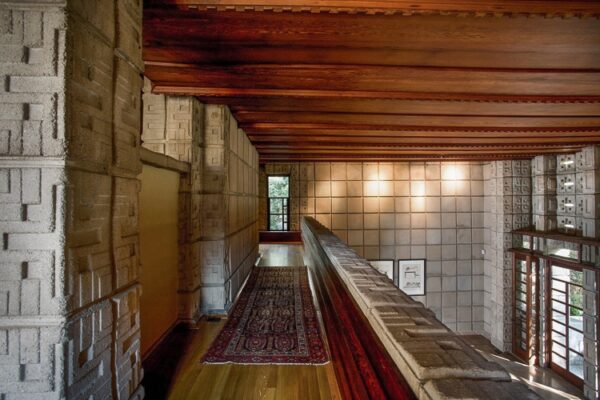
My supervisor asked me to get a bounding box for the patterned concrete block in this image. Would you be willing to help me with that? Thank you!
[0,325,63,396]
[113,284,142,400]
[66,170,112,311]
[113,56,142,175]
[578,146,600,171]
[112,177,140,289]
[1,1,145,398]
[66,18,114,173]
[65,300,113,400]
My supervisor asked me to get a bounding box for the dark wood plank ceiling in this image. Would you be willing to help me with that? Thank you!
[143,1,600,161]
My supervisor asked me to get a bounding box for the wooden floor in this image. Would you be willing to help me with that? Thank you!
[142,244,341,400]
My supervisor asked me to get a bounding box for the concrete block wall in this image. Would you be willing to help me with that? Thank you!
[141,80,205,323]
[200,105,259,314]
[260,161,485,333]
[0,0,144,398]
[532,155,557,232]
[483,160,531,351]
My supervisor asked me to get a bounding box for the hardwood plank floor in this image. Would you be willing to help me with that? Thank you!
[142,244,341,400]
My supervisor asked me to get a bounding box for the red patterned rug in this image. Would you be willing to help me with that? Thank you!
[203,267,329,364]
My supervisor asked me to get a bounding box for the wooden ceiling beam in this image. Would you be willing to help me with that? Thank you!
[243,127,600,138]
[145,0,600,16]
[152,85,600,104]
[144,5,600,161]
[145,63,600,96]
[247,135,600,145]
[226,98,600,117]
[144,46,600,71]
[233,111,600,128]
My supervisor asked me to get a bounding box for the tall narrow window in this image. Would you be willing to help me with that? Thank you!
[268,176,289,231]
[548,263,584,386]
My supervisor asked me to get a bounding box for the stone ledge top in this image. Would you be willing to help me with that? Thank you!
[140,147,190,174]
[301,216,540,400]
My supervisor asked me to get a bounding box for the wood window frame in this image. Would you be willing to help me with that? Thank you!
[511,250,540,365]
[267,175,290,232]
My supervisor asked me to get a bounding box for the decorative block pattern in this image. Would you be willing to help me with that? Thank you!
[200,105,259,314]
[113,284,142,400]
[483,160,531,351]
[1,0,144,398]
[65,301,113,400]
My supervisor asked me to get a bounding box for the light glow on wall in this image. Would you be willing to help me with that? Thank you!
[442,165,459,181]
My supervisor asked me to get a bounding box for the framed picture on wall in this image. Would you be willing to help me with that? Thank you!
[368,259,396,285]
[397,259,426,296]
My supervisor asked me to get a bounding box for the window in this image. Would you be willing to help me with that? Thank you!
[548,263,585,386]
[268,176,289,231]
[512,254,538,364]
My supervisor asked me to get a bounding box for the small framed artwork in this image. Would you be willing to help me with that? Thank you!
[368,259,395,284]
[397,259,426,296]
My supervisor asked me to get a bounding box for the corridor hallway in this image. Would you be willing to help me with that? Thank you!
[141,245,341,400]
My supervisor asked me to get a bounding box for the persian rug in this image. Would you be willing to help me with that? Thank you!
[203,267,329,364]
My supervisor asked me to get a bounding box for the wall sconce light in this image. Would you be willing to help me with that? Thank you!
[564,181,575,187]
[560,160,574,166]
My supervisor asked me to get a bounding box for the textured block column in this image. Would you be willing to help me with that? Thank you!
[141,81,204,323]
[483,161,531,351]
[576,146,600,242]
[0,1,144,398]
[557,153,578,235]
[200,105,259,314]
[531,155,557,233]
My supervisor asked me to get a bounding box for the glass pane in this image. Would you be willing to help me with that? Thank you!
[568,285,583,311]
[552,330,566,346]
[269,215,283,231]
[568,352,584,379]
[553,342,567,358]
[270,199,283,214]
[553,312,567,324]
[568,328,584,353]
[553,322,566,335]
[268,176,289,197]
[552,266,572,284]
[552,279,566,291]
[569,270,583,285]
[552,300,567,314]
[553,353,567,369]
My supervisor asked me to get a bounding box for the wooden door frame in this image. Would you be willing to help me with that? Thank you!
[512,251,539,365]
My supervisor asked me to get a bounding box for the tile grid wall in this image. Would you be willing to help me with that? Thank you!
[261,162,485,333]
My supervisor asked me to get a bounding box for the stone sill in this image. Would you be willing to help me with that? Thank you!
[140,147,190,174]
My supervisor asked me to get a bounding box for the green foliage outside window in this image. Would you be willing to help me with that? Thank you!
[268,176,289,197]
